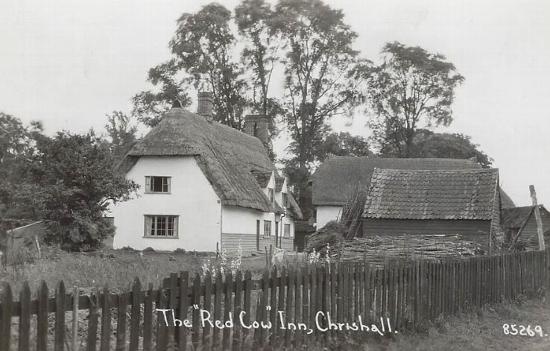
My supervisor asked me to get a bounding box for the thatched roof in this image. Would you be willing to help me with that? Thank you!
[363,168,500,220]
[123,108,290,213]
[312,156,482,206]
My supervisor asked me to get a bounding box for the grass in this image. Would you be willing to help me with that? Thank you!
[0,246,297,294]
[352,296,550,351]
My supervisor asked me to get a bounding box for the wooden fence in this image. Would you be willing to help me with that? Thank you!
[1,248,550,350]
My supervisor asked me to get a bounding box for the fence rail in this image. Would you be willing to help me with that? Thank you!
[1,249,550,350]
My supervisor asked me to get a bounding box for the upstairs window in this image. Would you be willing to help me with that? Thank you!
[282,193,288,207]
[145,176,171,193]
[144,215,178,237]
[264,220,272,236]
[284,224,291,237]
[268,188,274,203]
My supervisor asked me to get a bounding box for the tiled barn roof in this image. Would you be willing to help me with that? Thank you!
[363,168,499,220]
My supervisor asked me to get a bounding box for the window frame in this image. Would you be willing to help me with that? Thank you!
[264,220,272,237]
[145,176,172,194]
[282,192,288,207]
[268,188,274,203]
[284,223,291,237]
[144,215,179,238]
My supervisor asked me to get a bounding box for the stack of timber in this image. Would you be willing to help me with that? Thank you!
[335,234,485,267]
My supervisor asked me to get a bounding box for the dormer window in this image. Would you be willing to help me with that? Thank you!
[145,176,171,193]
[282,192,288,207]
[268,188,274,203]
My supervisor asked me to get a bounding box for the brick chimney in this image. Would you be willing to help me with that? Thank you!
[243,115,269,145]
[197,92,213,120]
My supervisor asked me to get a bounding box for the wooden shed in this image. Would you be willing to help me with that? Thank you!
[362,168,502,250]
[502,205,550,249]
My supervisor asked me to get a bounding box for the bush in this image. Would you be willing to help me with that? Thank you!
[305,220,345,253]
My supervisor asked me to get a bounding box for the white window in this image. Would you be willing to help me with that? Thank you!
[268,188,274,203]
[264,220,272,236]
[145,176,171,193]
[144,215,178,237]
[284,224,291,237]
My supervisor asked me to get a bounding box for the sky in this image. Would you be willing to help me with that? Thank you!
[1,0,549,206]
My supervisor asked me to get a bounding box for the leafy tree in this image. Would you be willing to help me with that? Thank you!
[315,132,371,162]
[272,0,363,210]
[362,42,464,156]
[105,111,138,162]
[28,131,138,250]
[235,0,282,157]
[135,3,249,129]
[132,60,192,127]
[382,129,492,167]
[0,113,43,218]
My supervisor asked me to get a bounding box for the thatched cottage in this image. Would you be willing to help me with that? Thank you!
[111,93,302,253]
[502,205,550,249]
[310,156,514,229]
[362,168,502,249]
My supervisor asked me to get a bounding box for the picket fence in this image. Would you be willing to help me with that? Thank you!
[1,248,550,351]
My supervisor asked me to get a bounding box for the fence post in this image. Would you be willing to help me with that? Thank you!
[37,281,49,351]
[54,281,66,351]
[19,282,31,351]
[87,288,99,351]
[0,283,13,351]
[73,286,80,351]
[129,278,141,351]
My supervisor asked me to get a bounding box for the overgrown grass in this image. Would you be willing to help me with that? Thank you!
[356,296,550,351]
[0,246,287,294]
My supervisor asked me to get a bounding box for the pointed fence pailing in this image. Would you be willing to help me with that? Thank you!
[1,249,550,350]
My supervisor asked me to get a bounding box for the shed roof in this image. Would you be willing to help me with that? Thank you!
[501,205,550,229]
[122,108,300,215]
[363,168,500,220]
[312,156,482,206]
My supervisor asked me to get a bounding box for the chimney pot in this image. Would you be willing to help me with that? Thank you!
[244,115,270,146]
[197,92,213,120]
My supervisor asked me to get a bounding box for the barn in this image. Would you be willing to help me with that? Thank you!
[501,205,550,249]
[310,156,515,229]
[362,168,502,250]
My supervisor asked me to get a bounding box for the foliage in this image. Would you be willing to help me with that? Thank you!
[0,113,43,218]
[315,131,371,162]
[27,131,138,250]
[201,244,243,277]
[235,0,283,157]
[132,60,192,127]
[135,4,249,129]
[382,129,492,167]
[272,0,364,211]
[104,111,138,162]
[362,41,465,156]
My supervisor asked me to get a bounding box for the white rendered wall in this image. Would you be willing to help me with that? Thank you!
[111,156,221,251]
[315,206,343,229]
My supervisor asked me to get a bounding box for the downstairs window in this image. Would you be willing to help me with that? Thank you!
[144,215,178,238]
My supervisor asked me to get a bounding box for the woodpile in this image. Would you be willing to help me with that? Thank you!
[333,234,485,267]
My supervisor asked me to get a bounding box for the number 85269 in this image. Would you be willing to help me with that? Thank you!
[502,324,545,337]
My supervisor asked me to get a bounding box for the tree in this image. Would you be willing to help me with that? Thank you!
[0,113,43,218]
[272,0,364,212]
[105,111,138,162]
[135,3,249,129]
[362,42,464,156]
[28,131,138,250]
[235,0,282,157]
[314,132,371,162]
[383,129,492,167]
[132,60,192,127]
